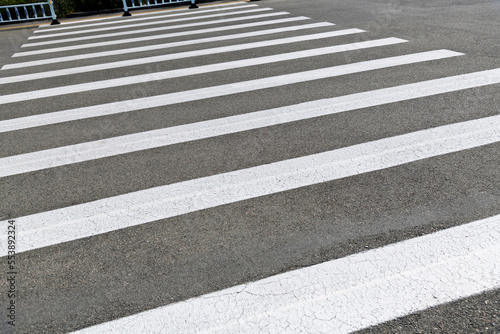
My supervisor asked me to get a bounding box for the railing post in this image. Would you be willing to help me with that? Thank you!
[122,0,132,16]
[48,0,59,24]
[189,0,198,9]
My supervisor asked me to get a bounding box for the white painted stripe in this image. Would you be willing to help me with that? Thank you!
[4,65,500,178]
[29,6,265,39]
[69,214,500,334]
[0,115,499,254]
[4,23,335,69]
[0,36,398,94]
[0,50,463,128]
[10,16,309,58]
[1,29,361,82]
[22,11,288,47]
[0,30,386,87]
[36,2,248,28]
[34,3,255,32]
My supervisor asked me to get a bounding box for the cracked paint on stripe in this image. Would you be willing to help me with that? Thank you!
[3,23,334,69]
[0,38,407,102]
[0,50,461,123]
[8,17,310,58]
[69,214,500,333]
[0,114,499,255]
[1,65,500,177]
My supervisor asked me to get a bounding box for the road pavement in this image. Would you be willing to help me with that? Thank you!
[0,0,499,332]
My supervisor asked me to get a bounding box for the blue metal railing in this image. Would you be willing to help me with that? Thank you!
[0,0,59,24]
[122,0,198,16]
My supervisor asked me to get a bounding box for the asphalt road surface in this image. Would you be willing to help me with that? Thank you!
[0,0,499,333]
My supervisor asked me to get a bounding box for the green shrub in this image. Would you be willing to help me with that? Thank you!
[60,0,123,13]
[0,0,30,5]
[53,0,123,17]
[0,0,123,18]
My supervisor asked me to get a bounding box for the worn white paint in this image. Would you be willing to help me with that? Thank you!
[29,6,266,39]
[10,17,309,57]
[6,63,500,178]
[22,11,288,47]
[4,23,334,69]
[0,49,459,107]
[34,3,254,32]
[1,114,499,255]
[0,29,367,84]
[0,38,407,101]
[35,2,248,28]
[69,214,500,334]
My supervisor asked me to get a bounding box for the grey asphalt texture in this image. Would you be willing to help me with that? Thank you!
[0,0,499,333]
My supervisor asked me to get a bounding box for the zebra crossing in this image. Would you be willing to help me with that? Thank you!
[1,1,499,333]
